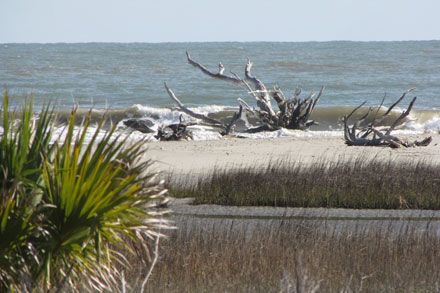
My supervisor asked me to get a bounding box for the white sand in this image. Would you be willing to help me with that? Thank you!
[143,133,440,178]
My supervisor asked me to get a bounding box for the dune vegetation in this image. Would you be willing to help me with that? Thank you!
[169,158,440,210]
[0,90,168,292]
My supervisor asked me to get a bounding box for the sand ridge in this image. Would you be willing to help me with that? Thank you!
[142,133,440,176]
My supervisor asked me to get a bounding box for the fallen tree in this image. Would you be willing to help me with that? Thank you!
[186,51,324,130]
[157,52,325,140]
[343,88,432,148]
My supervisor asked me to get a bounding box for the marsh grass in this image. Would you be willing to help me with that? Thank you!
[144,217,440,292]
[169,158,440,209]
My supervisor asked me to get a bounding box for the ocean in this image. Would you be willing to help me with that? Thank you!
[1,41,440,141]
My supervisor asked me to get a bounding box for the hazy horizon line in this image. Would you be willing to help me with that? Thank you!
[2,39,440,45]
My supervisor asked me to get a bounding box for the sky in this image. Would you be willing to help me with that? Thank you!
[2,0,440,43]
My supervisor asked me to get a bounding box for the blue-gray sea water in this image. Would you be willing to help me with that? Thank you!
[1,41,440,138]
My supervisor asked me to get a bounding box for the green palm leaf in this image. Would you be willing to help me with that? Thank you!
[0,91,55,291]
[39,109,167,291]
[1,90,169,292]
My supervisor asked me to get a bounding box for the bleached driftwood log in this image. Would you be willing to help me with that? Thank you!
[343,88,432,148]
[164,82,225,127]
[160,83,243,140]
[178,52,324,132]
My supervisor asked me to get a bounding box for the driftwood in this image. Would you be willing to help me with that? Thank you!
[343,88,432,148]
[154,115,194,141]
[164,82,224,127]
[124,83,243,140]
[164,82,243,136]
[163,52,324,135]
[123,119,155,134]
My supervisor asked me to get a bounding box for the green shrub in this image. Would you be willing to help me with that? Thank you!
[0,90,168,291]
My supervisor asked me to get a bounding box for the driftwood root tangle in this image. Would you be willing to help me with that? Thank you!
[155,124,192,141]
[184,52,324,132]
[154,115,194,141]
[343,88,432,148]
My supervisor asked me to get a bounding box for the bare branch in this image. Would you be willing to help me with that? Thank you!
[292,87,302,105]
[312,86,325,109]
[385,96,416,135]
[164,82,225,127]
[222,105,243,136]
[187,52,276,119]
[244,60,276,117]
[370,128,403,148]
[140,226,161,293]
[344,89,431,148]
[345,101,367,121]
[186,51,242,85]
[384,87,415,116]
[237,98,253,112]
[372,88,415,127]
[161,83,247,139]
[231,71,262,103]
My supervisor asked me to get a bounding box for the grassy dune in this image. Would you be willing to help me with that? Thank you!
[169,157,440,209]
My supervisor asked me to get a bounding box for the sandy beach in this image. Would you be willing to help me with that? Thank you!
[143,132,440,178]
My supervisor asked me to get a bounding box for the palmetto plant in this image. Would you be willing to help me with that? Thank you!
[0,91,55,188]
[0,90,55,291]
[0,90,168,292]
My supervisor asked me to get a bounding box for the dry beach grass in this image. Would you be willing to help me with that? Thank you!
[142,216,440,292]
[133,133,440,292]
[169,157,440,209]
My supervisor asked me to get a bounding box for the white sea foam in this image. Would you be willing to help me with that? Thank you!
[134,104,233,117]
[238,129,344,139]
[189,125,222,141]
[133,104,224,129]
[48,103,440,145]
[49,122,437,145]
[406,116,440,132]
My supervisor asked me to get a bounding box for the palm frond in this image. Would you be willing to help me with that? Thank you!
[0,90,169,292]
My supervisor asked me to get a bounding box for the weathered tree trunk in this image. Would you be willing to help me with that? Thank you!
[184,52,324,132]
[343,89,432,148]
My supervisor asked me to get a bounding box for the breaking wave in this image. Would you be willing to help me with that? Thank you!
[54,104,440,131]
[44,103,440,143]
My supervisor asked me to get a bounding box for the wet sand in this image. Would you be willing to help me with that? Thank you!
[167,198,440,238]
